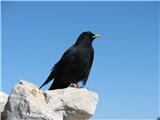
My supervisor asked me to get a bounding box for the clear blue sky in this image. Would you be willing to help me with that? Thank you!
[1,1,159,119]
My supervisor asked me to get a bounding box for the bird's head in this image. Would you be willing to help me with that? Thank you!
[75,31,102,45]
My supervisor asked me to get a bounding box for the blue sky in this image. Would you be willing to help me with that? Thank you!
[1,1,159,119]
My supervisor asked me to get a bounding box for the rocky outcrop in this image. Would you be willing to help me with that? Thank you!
[1,80,98,120]
[0,92,8,120]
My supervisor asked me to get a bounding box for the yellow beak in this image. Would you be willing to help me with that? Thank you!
[92,34,102,39]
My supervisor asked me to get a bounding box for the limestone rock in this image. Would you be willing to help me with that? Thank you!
[1,80,98,120]
[0,92,8,120]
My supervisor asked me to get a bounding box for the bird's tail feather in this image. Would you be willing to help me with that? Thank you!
[39,78,52,89]
[49,78,70,90]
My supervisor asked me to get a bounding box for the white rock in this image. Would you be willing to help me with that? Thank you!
[0,92,8,120]
[1,80,98,120]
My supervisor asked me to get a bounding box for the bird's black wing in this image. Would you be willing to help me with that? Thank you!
[39,45,76,89]
[82,48,94,86]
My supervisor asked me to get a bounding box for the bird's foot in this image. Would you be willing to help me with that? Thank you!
[70,83,79,88]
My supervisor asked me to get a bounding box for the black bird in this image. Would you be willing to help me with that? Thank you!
[39,31,101,90]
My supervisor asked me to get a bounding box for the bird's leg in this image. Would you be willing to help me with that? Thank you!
[70,82,79,88]
[76,83,80,88]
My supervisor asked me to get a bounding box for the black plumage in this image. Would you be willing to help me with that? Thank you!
[39,31,101,90]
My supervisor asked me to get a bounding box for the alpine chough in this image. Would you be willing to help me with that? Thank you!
[39,31,101,90]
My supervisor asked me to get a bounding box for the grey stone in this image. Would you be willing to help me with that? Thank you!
[0,92,8,120]
[1,80,98,120]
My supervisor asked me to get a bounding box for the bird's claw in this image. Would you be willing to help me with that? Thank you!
[70,83,79,88]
